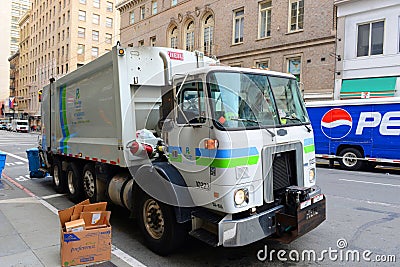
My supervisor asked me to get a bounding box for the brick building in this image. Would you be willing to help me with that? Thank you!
[116,0,336,100]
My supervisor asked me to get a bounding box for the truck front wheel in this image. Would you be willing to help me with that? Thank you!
[137,191,185,255]
[338,148,364,171]
[66,162,83,202]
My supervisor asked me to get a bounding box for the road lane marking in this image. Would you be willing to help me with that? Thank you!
[1,172,147,267]
[0,197,40,204]
[327,194,400,208]
[339,178,400,188]
[42,193,66,199]
[3,151,29,163]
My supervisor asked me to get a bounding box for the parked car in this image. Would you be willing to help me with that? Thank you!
[0,124,7,130]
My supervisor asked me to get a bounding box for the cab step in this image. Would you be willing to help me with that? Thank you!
[191,209,224,224]
[189,228,218,247]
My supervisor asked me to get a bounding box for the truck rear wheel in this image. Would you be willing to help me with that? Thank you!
[338,148,364,171]
[83,164,97,203]
[137,191,185,255]
[66,162,84,202]
[52,159,66,193]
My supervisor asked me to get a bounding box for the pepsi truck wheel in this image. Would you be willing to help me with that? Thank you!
[338,148,364,171]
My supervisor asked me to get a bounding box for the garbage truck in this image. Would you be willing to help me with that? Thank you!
[36,45,326,255]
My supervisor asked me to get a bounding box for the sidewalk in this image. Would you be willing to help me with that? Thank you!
[0,175,132,267]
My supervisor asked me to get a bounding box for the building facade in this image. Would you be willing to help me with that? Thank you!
[18,10,32,117]
[117,0,336,100]
[8,52,20,118]
[8,0,119,122]
[335,0,400,99]
[10,0,31,56]
[29,0,119,91]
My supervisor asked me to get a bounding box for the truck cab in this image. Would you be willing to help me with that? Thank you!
[12,119,29,133]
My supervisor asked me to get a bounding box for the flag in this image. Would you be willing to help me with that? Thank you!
[9,97,15,109]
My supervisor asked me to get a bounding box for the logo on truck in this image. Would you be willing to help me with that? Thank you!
[321,108,352,139]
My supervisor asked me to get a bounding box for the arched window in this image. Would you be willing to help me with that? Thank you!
[202,14,214,56]
[184,21,195,52]
[169,26,178,49]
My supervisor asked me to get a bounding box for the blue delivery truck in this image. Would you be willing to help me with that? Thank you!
[306,98,400,171]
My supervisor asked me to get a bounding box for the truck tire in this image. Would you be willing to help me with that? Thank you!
[66,162,84,202]
[137,191,186,255]
[83,164,97,203]
[338,148,364,171]
[52,159,66,193]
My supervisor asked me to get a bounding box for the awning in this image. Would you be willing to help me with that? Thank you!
[340,77,397,99]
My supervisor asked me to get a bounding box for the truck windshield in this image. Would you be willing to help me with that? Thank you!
[17,121,28,125]
[207,71,309,129]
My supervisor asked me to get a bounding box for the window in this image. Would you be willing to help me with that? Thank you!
[78,27,85,38]
[105,33,112,44]
[77,44,85,55]
[203,14,214,56]
[92,47,99,57]
[150,36,156,46]
[177,81,205,124]
[93,0,100,8]
[79,0,86,4]
[106,17,113,27]
[259,1,272,38]
[92,30,99,41]
[172,0,177,6]
[255,60,269,69]
[78,10,86,21]
[93,14,100,24]
[233,9,244,44]
[169,26,178,49]
[289,0,304,32]
[287,57,301,82]
[357,21,384,57]
[130,11,135,24]
[152,1,157,15]
[106,1,113,12]
[138,40,144,46]
[185,21,195,51]
[140,6,145,20]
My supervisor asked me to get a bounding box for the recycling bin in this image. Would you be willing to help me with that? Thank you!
[26,148,45,178]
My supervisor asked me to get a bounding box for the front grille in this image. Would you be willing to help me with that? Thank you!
[272,150,297,191]
[262,143,303,203]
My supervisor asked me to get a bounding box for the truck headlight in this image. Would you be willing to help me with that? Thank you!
[309,168,316,183]
[234,188,249,206]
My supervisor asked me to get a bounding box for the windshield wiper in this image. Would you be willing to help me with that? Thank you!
[230,118,275,137]
[282,115,311,132]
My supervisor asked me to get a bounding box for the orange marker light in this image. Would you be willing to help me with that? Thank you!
[204,139,218,150]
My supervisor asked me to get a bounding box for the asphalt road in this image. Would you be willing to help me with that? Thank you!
[0,131,399,266]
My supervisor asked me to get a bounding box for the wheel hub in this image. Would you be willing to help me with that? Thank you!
[343,152,357,167]
[83,170,95,197]
[67,171,75,194]
[143,199,164,239]
[53,166,60,186]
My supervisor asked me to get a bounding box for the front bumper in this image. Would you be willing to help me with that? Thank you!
[220,186,325,247]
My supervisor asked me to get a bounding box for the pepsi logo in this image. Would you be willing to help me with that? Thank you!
[321,108,353,139]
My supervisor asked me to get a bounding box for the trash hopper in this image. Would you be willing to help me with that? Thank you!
[26,148,46,178]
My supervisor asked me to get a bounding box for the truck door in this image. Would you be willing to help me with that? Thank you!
[167,78,211,192]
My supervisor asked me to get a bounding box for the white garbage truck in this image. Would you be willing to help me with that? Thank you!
[38,45,326,255]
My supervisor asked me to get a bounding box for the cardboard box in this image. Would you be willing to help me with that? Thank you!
[59,200,112,267]
[65,219,85,233]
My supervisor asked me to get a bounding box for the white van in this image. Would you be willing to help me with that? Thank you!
[11,119,29,133]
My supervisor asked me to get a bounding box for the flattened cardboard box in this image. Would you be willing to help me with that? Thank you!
[59,200,111,267]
